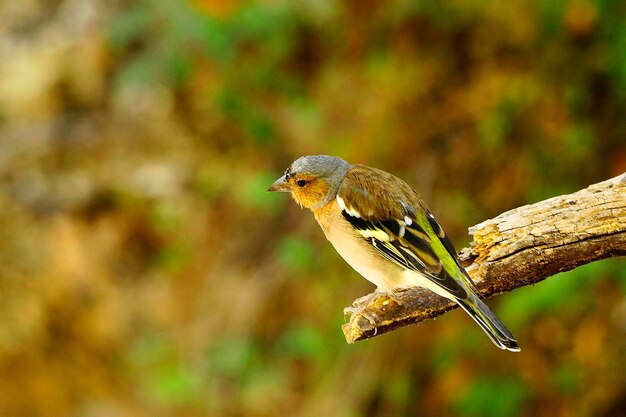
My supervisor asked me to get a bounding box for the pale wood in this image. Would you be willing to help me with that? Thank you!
[343,173,626,343]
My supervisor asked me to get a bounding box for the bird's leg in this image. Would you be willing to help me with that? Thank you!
[343,291,383,328]
[343,304,379,336]
[379,288,406,307]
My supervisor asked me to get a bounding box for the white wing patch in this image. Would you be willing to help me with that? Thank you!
[337,195,410,242]
[336,195,362,218]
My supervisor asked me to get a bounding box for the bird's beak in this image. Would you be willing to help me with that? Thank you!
[268,175,291,192]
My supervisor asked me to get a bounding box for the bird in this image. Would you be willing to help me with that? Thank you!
[268,155,520,352]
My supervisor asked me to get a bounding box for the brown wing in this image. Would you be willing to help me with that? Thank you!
[337,165,469,298]
[338,165,425,221]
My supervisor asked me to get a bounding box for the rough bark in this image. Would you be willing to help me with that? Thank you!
[343,173,626,343]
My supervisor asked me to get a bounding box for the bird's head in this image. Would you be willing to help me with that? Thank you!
[268,155,350,210]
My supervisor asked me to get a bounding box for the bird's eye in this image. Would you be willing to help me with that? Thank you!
[296,179,307,187]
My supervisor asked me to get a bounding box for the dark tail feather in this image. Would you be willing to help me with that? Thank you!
[457,296,520,352]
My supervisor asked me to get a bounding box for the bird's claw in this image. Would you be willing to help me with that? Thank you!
[344,304,379,336]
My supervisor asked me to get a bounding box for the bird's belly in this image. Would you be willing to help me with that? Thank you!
[325,223,411,290]
[323,220,455,300]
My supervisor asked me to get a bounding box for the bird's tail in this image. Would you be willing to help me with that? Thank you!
[456,295,520,352]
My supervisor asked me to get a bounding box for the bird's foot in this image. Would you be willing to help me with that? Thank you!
[343,304,380,336]
[343,289,406,337]
[378,288,406,307]
[343,289,404,318]
[343,291,382,330]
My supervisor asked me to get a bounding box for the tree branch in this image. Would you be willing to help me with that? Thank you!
[342,173,626,343]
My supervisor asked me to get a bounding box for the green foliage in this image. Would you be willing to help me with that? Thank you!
[277,323,326,359]
[455,376,529,417]
[552,363,582,394]
[429,339,462,374]
[217,88,278,145]
[498,260,619,327]
[193,163,229,202]
[153,241,191,274]
[235,171,283,213]
[208,336,261,380]
[480,79,537,154]
[276,235,316,272]
[129,333,200,406]
[563,123,595,163]
[536,0,567,37]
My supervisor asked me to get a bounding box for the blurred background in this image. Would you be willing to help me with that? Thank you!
[0,0,625,416]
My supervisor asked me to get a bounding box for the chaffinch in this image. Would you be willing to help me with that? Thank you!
[269,155,520,352]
